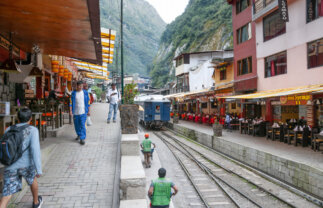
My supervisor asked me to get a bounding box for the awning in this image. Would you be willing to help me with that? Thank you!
[0,0,102,64]
[164,88,213,99]
[223,84,323,99]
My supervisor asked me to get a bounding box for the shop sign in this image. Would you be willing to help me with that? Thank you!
[280,94,312,105]
[278,0,289,22]
[0,35,21,57]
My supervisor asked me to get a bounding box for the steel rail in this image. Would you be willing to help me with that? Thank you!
[154,132,241,208]
[154,132,211,208]
[163,129,297,208]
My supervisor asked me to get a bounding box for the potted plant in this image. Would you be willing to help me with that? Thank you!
[120,83,139,134]
[213,117,223,137]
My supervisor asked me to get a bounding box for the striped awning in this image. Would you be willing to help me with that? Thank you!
[73,60,109,77]
[101,28,116,64]
[223,84,323,99]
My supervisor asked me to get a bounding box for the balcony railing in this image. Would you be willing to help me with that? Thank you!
[254,0,276,14]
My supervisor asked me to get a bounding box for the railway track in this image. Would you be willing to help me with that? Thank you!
[154,130,312,208]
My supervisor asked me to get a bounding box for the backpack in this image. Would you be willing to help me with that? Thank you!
[0,124,30,166]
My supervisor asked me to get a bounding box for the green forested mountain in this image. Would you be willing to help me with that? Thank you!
[100,0,166,76]
[150,0,233,87]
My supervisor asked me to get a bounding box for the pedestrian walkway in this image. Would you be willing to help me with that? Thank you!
[176,120,323,170]
[14,103,120,208]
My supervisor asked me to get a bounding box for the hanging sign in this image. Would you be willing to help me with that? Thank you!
[278,0,289,22]
[0,35,21,58]
[280,94,312,105]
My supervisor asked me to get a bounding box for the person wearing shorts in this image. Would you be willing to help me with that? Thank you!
[0,108,43,208]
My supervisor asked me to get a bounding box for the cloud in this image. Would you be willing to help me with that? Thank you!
[146,0,189,23]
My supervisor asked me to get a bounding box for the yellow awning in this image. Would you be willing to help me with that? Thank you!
[223,84,323,99]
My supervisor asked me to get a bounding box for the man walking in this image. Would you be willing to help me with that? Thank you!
[148,168,178,208]
[140,133,156,168]
[0,108,43,208]
[107,83,120,123]
[70,81,90,145]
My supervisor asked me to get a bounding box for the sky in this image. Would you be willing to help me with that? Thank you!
[146,0,189,23]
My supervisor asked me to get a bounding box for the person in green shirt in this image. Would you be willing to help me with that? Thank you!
[140,133,156,168]
[148,168,178,208]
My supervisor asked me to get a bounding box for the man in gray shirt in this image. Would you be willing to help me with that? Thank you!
[0,108,43,208]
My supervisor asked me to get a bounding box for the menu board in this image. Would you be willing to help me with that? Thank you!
[273,105,281,121]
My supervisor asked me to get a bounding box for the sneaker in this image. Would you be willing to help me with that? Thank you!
[80,140,85,145]
[113,120,116,123]
[33,196,43,208]
[107,120,110,124]
[75,136,80,141]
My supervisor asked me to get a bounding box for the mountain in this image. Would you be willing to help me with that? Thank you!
[150,0,233,87]
[100,0,166,76]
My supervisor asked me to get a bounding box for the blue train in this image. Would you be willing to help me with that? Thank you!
[135,95,171,129]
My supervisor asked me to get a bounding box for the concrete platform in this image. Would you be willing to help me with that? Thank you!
[120,199,147,208]
[169,120,323,200]
[120,156,146,200]
[121,134,140,156]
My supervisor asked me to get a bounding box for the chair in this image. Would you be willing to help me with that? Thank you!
[273,127,281,141]
[248,123,254,135]
[266,124,273,140]
[312,134,323,151]
[284,129,294,144]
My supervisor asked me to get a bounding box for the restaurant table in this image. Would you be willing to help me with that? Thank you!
[0,115,17,136]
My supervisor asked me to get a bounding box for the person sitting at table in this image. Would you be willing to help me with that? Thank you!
[48,87,60,100]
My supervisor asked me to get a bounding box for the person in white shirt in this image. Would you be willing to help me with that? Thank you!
[107,83,120,123]
[70,81,90,145]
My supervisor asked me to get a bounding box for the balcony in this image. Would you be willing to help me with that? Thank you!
[176,86,190,93]
[253,0,277,21]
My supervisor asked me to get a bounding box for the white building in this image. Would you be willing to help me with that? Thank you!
[173,51,234,93]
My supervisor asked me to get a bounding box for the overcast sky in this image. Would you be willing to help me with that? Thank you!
[146,0,189,23]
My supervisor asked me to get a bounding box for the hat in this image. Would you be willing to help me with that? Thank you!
[144,133,149,138]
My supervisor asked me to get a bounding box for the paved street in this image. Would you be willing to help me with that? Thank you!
[15,103,120,208]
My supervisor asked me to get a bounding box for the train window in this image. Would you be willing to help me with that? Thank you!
[156,105,160,113]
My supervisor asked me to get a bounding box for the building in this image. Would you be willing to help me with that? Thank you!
[252,0,323,126]
[227,0,258,94]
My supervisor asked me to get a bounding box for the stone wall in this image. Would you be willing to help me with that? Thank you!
[171,123,323,200]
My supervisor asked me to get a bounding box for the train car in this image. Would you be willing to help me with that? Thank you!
[135,95,171,129]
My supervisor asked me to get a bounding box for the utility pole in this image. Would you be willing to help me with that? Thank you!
[120,0,124,104]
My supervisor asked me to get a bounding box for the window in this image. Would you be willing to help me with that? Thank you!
[201,103,207,108]
[308,38,323,68]
[237,57,252,76]
[236,0,250,14]
[263,10,286,41]
[237,23,252,44]
[176,57,183,67]
[265,51,287,78]
[220,68,226,80]
[307,0,323,23]
[184,54,190,64]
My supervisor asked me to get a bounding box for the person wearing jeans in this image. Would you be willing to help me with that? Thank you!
[0,108,43,208]
[70,81,90,145]
[107,83,120,123]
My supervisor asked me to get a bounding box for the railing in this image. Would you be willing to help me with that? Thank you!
[254,0,276,14]
[176,86,190,93]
